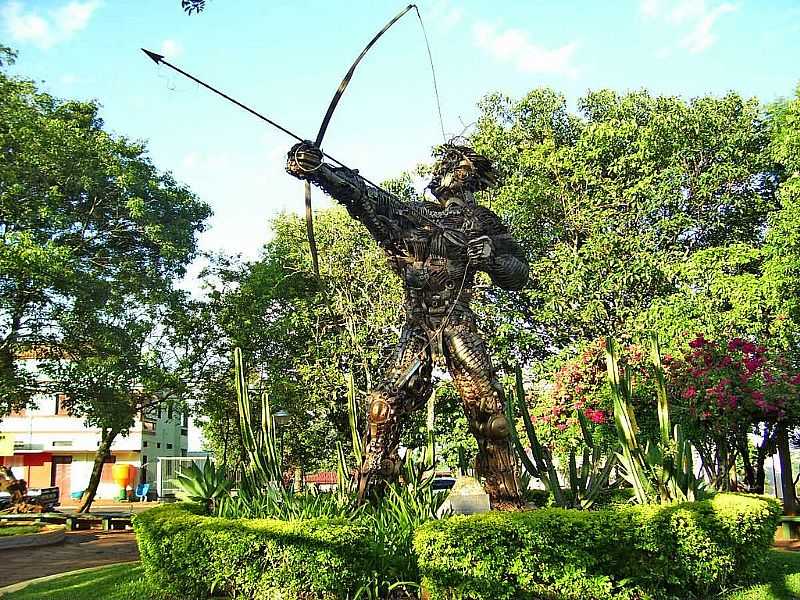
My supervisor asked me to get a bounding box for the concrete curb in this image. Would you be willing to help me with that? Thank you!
[0,526,65,551]
[0,560,140,597]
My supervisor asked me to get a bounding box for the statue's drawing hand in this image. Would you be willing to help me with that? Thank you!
[467,235,494,267]
[286,141,323,178]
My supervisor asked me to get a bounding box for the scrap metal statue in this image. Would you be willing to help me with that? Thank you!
[286,142,529,505]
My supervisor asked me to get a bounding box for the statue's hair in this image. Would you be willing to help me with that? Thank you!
[428,143,498,198]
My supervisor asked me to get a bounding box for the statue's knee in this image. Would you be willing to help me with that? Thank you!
[471,413,511,440]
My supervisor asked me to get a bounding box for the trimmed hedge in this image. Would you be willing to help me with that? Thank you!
[133,503,381,599]
[413,493,781,600]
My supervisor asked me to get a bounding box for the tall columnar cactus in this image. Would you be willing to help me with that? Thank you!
[234,347,283,488]
[605,335,706,503]
[506,365,615,509]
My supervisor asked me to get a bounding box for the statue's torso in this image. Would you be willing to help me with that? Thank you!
[384,202,484,328]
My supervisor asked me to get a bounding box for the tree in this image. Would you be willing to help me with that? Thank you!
[471,88,777,361]
[0,56,211,509]
[0,60,210,418]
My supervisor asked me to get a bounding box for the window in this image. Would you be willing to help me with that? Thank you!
[143,421,155,433]
[156,405,162,419]
[181,449,187,457]
[166,443,173,450]
[143,441,148,448]
[55,393,70,416]
[180,428,188,437]
[167,405,173,420]
[181,412,189,427]
[52,440,72,447]
[156,443,161,449]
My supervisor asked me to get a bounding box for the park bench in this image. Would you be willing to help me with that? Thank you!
[778,515,800,540]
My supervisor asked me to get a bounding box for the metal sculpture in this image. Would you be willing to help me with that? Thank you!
[286,142,529,504]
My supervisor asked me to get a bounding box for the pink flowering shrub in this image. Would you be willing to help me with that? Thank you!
[531,339,657,457]
[666,334,800,435]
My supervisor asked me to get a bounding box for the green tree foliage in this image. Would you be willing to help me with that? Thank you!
[0,62,211,416]
[0,56,211,510]
[472,88,777,360]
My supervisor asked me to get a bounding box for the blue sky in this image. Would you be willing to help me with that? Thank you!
[3,0,800,270]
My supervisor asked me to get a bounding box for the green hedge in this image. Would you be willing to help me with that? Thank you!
[133,503,381,599]
[413,493,781,600]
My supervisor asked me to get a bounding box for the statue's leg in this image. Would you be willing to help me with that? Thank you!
[357,325,432,502]
[444,320,521,504]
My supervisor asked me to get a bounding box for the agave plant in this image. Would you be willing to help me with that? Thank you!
[605,334,707,504]
[173,460,233,513]
[506,364,616,509]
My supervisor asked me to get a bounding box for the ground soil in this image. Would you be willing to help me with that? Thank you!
[0,530,139,587]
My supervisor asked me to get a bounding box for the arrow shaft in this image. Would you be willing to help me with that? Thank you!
[155,55,363,173]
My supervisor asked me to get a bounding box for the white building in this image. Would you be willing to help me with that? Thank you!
[0,356,188,502]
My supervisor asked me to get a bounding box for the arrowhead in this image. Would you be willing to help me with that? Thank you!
[141,48,165,64]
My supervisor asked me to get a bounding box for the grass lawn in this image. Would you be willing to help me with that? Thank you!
[0,524,43,537]
[2,564,158,600]
[4,551,800,600]
[723,551,800,600]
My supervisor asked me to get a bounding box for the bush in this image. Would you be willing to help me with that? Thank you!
[413,493,781,600]
[133,503,383,599]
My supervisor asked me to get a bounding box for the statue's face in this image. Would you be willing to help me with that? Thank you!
[428,155,474,205]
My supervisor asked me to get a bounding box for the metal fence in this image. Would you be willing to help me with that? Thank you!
[156,456,210,497]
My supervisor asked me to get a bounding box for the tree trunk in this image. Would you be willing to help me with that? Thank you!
[777,425,797,516]
[293,466,303,494]
[753,425,774,495]
[78,428,118,513]
[738,433,755,491]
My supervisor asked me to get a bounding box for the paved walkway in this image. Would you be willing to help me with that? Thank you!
[0,530,139,587]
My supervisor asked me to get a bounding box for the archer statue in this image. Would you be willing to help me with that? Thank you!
[286,141,529,505]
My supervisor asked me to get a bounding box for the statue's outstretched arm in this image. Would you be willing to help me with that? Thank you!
[286,141,407,247]
[469,207,529,291]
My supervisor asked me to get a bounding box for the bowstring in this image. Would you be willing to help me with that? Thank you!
[413,6,446,143]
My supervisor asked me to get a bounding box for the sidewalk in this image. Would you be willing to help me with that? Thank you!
[0,530,140,587]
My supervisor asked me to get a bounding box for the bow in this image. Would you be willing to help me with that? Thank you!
[304,4,440,277]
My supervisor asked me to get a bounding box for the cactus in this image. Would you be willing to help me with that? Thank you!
[605,335,706,503]
[507,364,615,509]
[234,347,283,488]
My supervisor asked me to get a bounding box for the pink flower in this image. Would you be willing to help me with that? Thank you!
[744,357,764,372]
[728,338,745,351]
[556,423,568,431]
[682,386,697,399]
[742,342,757,354]
[584,408,607,425]
[719,356,732,368]
[689,336,706,349]
[751,390,765,402]
[790,374,800,386]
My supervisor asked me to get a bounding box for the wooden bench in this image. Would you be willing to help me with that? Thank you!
[778,516,800,540]
[101,515,132,531]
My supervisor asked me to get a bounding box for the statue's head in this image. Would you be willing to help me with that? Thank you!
[427,144,497,205]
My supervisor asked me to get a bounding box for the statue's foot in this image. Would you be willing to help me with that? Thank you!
[489,497,526,511]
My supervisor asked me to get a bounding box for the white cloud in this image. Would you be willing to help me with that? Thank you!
[160,38,183,59]
[472,21,578,78]
[679,3,737,53]
[1,0,101,49]
[428,0,463,31]
[641,0,738,54]
[640,0,662,18]
[60,73,78,85]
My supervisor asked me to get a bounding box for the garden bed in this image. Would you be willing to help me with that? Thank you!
[133,502,384,599]
[414,493,781,599]
[0,523,65,550]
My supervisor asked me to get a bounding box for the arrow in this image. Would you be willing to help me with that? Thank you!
[140,48,366,175]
